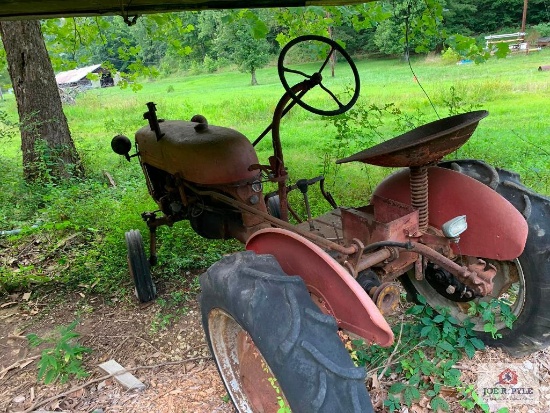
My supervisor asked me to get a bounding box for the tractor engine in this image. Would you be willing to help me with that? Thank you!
[113,110,268,242]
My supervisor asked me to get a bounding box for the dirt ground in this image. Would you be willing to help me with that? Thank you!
[0,281,237,413]
[2,284,550,413]
[1,232,550,413]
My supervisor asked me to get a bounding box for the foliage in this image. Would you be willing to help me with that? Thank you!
[532,23,550,38]
[441,85,482,116]
[150,288,197,333]
[459,384,509,413]
[1,50,549,298]
[372,0,446,57]
[440,47,461,64]
[262,360,291,413]
[0,108,17,139]
[27,320,91,384]
[352,295,511,412]
[468,299,517,339]
[324,98,425,166]
[212,10,273,85]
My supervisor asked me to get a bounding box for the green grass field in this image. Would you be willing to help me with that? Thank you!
[1,49,549,294]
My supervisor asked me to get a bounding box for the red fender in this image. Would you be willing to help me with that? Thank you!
[246,228,394,347]
[373,167,528,260]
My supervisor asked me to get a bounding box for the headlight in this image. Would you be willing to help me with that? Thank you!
[442,215,467,239]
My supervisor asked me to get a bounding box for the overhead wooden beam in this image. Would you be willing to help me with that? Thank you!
[0,0,372,21]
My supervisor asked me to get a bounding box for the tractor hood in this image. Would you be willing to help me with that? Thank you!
[136,119,260,186]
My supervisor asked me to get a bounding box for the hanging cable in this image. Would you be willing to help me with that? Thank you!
[403,2,440,119]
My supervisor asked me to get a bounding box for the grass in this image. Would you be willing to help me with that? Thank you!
[0,49,549,295]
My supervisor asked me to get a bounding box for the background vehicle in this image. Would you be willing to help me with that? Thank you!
[111,36,550,412]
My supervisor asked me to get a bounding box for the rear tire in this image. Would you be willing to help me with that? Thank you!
[200,251,374,413]
[266,195,281,219]
[125,230,156,303]
[402,160,550,356]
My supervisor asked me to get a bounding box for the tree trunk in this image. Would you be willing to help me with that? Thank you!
[250,68,258,86]
[326,13,335,78]
[0,20,83,182]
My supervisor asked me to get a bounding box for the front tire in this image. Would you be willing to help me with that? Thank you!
[402,159,550,356]
[125,230,156,303]
[200,251,373,413]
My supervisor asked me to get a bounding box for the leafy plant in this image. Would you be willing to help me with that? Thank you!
[323,98,425,181]
[27,320,91,384]
[149,289,196,333]
[442,85,482,117]
[353,295,489,412]
[459,384,509,413]
[262,359,291,413]
[467,299,517,339]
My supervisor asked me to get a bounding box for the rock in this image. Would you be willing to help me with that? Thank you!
[12,395,25,403]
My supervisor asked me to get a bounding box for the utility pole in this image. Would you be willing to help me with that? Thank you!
[521,0,528,34]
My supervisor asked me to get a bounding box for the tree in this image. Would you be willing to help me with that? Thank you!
[213,10,272,85]
[0,20,82,182]
[373,0,445,57]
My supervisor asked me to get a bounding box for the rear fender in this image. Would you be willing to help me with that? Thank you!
[246,228,394,347]
[373,167,528,260]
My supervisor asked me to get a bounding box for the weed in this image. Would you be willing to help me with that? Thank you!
[353,294,500,412]
[322,98,427,187]
[262,359,291,413]
[468,299,517,339]
[442,85,482,117]
[459,384,509,413]
[27,320,91,384]
[149,289,194,334]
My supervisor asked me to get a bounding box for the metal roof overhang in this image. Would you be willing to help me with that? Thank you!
[0,0,371,21]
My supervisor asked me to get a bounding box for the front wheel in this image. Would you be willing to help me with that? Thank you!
[200,251,373,413]
[125,230,156,303]
[401,159,550,356]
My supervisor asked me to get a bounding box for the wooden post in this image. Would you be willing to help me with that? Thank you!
[521,0,528,34]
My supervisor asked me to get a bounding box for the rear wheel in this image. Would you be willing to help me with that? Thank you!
[125,230,156,303]
[266,195,281,219]
[200,251,374,413]
[401,160,550,356]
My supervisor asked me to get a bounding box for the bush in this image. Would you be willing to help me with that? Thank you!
[441,47,461,64]
[203,54,218,73]
[532,23,550,38]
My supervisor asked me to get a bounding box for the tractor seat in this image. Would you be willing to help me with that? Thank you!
[336,110,488,168]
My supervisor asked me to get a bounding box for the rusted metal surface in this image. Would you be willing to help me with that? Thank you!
[237,331,283,412]
[374,166,528,261]
[136,120,260,186]
[246,228,394,347]
[341,200,418,245]
[336,111,488,167]
[356,248,393,273]
[371,283,401,315]
[464,256,498,296]
[194,187,359,255]
[405,242,495,296]
[410,166,429,232]
[340,197,420,278]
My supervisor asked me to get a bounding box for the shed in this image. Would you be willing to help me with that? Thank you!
[55,64,117,89]
[537,37,550,48]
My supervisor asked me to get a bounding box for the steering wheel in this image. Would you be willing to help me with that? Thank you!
[277,35,360,116]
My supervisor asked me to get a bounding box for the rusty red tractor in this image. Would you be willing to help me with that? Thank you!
[112,36,550,412]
